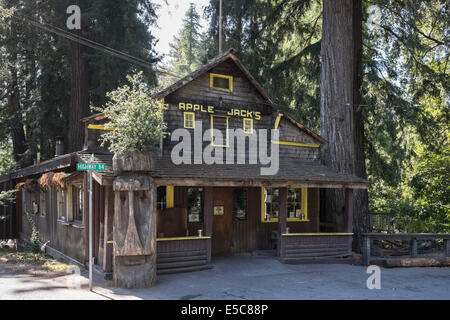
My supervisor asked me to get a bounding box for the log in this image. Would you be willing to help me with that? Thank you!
[384,257,450,268]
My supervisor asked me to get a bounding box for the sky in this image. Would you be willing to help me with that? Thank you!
[150,0,211,64]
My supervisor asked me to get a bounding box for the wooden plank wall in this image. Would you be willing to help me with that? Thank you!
[283,235,352,260]
[172,186,320,254]
[156,238,209,273]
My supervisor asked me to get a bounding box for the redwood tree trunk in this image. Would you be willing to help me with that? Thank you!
[68,0,90,153]
[320,0,369,252]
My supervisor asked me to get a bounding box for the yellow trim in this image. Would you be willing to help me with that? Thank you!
[210,115,229,147]
[301,187,308,220]
[166,186,174,208]
[261,187,309,223]
[272,140,320,148]
[282,233,354,236]
[274,114,282,130]
[243,118,253,134]
[184,112,195,129]
[210,73,233,92]
[88,124,116,131]
[156,236,211,241]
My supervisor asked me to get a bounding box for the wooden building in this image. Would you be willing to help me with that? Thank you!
[0,49,370,285]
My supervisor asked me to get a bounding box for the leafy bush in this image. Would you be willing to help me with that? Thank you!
[93,72,167,154]
[25,212,41,253]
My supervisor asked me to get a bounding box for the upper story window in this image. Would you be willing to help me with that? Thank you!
[211,115,229,147]
[184,112,195,129]
[243,118,253,134]
[210,73,233,92]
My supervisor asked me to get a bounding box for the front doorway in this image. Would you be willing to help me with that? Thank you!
[211,187,233,254]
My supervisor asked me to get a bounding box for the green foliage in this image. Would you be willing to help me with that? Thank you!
[201,0,448,232]
[94,72,167,154]
[0,0,159,167]
[0,139,17,175]
[25,211,40,253]
[0,189,15,207]
[168,3,203,76]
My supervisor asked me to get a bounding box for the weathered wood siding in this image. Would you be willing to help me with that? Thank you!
[172,186,320,253]
[282,235,352,260]
[0,180,17,239]
[156,238,210,273]
[161,58,322,165]
[19,178,107,265]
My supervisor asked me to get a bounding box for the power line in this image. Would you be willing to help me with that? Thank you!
[6,9,447,117]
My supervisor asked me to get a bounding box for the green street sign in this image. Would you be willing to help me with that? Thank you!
[76,163,106,171]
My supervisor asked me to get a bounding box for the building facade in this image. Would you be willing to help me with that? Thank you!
[0,49,370,287]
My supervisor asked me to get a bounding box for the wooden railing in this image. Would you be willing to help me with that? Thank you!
[156,236,212,274]
[361,233,450,266]
[280,233,353,262]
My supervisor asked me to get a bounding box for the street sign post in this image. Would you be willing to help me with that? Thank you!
[76,154,105,291]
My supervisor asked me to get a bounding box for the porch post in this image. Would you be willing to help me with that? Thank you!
[410,239,418,258]
[344,188,354,233]
[444,239,449,257]
[344,188,354,257]
[112,151,157,288]
[278,187,287,259]
[204,187,213,264]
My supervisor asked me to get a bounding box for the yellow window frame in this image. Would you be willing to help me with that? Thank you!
[184,112,195,129]
[156,186,174,209]
[243,118,253,134]
[210,73,233,92]
[166,186,174,208]
[260,187,308,223]
[210,115,229,147]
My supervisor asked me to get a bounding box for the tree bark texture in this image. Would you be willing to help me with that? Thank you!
[320,0,369,252]
[68,0,90,153]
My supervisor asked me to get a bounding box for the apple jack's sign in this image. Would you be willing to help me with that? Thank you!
[178,102,262,120]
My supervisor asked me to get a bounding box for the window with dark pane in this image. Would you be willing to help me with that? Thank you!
[72,184,84,223]
[264,188,279,221]
[187,187,203,222]
[213,76,230,90]
[233,188,247,220]
[287,188,302,219]
[157,186,167,210]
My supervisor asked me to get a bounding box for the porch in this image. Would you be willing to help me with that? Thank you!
[154,185,357,273]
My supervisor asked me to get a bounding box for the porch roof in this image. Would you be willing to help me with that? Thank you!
[151,157,370,189]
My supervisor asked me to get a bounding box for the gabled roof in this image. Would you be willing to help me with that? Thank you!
[155,48,327,145]
[154,48,273,104]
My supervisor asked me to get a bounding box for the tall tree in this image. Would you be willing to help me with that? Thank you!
[319,0,368,251]
[0,0,159,163]
[68,0,89,153]
[168,3,202,75]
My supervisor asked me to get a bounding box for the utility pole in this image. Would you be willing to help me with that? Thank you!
[88,154,93,291]
[219,0,223,54]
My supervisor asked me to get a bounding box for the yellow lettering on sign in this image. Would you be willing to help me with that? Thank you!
[186,103,193,110]
[193,104,200,111]
[208,106,214,113]
[255,112,261,120]
[179,103,186,110]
